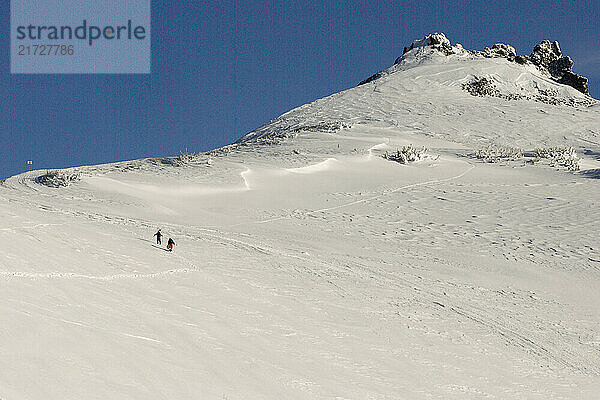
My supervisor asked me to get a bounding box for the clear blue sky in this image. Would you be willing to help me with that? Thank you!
[1,0,599,178]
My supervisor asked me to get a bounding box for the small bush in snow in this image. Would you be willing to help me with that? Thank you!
[171,149,198,166]
[534,146,580,171]
[475,145,523,163]
[383,145,428,164]
[291,121,352,134]
[36,170,80,187]
[463,77,501,97]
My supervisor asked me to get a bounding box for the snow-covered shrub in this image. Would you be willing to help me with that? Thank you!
[383,145,428,164]
[36,170,80,187]
[474,145,523,163]
[463,77,501,97]
[170,149,198,166]
[462,76,595,107]
[482,43,516,60]
[291,121,352,134]
[534,146,580,171]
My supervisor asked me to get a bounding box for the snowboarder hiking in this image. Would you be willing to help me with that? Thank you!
[154,229,163,245]
[167,238,175,252]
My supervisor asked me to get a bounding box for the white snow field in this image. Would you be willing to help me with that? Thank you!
[2,35,600,399]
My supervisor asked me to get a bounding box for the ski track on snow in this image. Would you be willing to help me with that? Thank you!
[243,157,475,226]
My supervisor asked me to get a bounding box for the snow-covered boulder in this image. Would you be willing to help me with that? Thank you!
[557,69,588,95]
[547,55,589,95]
[398,32,465,59]
[530,40,562,69]
[483,43,516,60]
[406,32,451,51]
[524,40,589,95]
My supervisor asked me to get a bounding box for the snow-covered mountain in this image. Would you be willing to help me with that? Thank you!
[1,34,599,399]
[240,33,597,149]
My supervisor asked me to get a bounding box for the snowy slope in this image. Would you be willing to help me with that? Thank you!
[240,34,598,150]
[1,34,600,399]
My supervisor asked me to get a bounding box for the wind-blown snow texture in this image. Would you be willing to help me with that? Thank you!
[2,34,600,399]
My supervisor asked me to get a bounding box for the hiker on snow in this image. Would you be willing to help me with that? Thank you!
[167,238,175,252]
[154,229,163,245]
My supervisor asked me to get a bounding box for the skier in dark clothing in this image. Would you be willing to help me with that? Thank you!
[154,229,163,245]
[167,238,175,252]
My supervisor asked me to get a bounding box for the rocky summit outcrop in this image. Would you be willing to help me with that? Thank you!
[529,40,563,69]
[482,43,516,60]
[530,41,589,95]
[400,32,455,57]
[360,33,465,85]
[480,39,589,95]
[363,33,591,96]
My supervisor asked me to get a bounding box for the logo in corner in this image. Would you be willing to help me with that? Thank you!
[11,0,151,74]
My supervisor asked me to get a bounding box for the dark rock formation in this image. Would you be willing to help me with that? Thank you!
[530,40,562,69]
[401,33,457,57]
[483,44,516,60]
[514,55,529,65]
[549,55,573,76]
[529,40,589,95]
[558,71,588,95]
